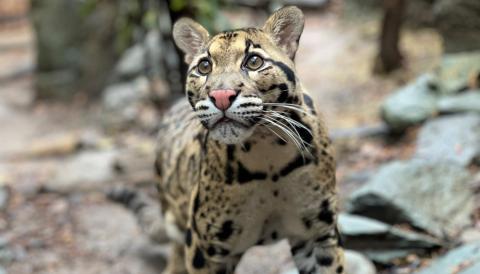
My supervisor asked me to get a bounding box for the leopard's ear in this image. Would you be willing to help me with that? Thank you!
[263,6,304,60]
[173,18,210,64]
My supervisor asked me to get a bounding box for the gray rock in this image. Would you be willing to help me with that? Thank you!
[381,74,438,131]
[339,214,442,264]
[416,242,480,274]
[415,114,480,166]
[347,160,474,238]
[237,240,296,274]
[47,150,118,193]
[433,51,480,94]
[344,250,376,274]
[114,44,146,78]
[102,77,150,127]
[437,91,480,114]
[102,77,150,111]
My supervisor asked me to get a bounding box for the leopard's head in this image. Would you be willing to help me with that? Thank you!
[173,6,304,144]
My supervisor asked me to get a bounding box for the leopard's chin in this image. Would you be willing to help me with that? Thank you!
[209,121,255,144]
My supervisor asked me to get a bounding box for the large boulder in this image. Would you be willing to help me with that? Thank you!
[415,113,480,166]
[381,74,438,131]
[46,150,119,193]
[438,91,480,114]
[416,242,480,274]
[434,52,480,94]
[339,214,442,264]
[347,160,475,239]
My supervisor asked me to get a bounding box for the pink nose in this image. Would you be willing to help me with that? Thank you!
[209,89,237,110]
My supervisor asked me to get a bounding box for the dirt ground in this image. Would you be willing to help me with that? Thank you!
[0,5,442,274]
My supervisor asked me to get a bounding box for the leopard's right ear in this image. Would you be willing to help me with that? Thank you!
[173,18,210,64]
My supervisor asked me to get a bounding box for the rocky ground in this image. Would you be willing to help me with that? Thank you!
[1,4,479,274]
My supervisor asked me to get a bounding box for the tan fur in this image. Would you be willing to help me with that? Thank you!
[156,6,344,274]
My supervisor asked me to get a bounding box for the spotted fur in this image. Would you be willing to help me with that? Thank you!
[156,6,344,274]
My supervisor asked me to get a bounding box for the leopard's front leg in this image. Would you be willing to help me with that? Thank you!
[290,232,344,274]
[183,185,250,274]
[184,226,243,274]
[289,198,345,274]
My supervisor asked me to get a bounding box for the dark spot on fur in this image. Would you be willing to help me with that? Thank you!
[242,142,251,152]
[207,246,216,256]
[216,220,234,241]
[302,217,312,229]
[216,269,227,274]
[271,231,278,240]
[237,162,267,183]
[154,158,162,176]
[279,154,312,177]
[315,234,331,243]
[277,138,287,145]
[317,256,333,266]
[273,190,279,197]
[336,266,344,273]
[318,200,334,224]
[291,241,306,254]
[272,174,279,182]
[192,248,206,269]
[185,229,192,247]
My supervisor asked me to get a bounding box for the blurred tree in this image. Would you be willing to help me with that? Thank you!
[374,0,407,74]
[31,0,229,101]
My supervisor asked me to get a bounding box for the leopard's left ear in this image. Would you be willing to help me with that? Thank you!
[263,6,304,60]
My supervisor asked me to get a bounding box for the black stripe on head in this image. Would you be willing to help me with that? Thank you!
[265,58,296,86]
[187,91,195,108]
[277,83,289,102]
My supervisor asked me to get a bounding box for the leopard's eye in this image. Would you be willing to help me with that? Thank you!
[197,59,212,75]
[245,55,264,70]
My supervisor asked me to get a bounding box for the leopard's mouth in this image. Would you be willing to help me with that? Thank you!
[211,116,250,129]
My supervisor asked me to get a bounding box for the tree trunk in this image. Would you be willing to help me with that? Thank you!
[374,0,407,74]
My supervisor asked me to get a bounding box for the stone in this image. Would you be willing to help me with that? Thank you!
[437,91,480,114]
[46,150,118,193]
[344,250,376,274]
[237,240,297,274]
[461,229,480,244]
[114,44,146,79]
[433,0,480,53]
[381,74,438,131]
[339,214,442,264]
[74,202,141,257]
[416,242,480,274]
[434,51,480,94]
[102,77,150,127]
[415,113,480,166]
[347,160,475,238]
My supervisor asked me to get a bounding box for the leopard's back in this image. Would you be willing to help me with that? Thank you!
[155,98,205,230]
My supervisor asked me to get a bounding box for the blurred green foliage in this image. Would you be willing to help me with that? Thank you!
[169,0,230,33]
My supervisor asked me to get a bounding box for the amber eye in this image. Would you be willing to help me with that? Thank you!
[245,55,264,70]
[197,59,212,75]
